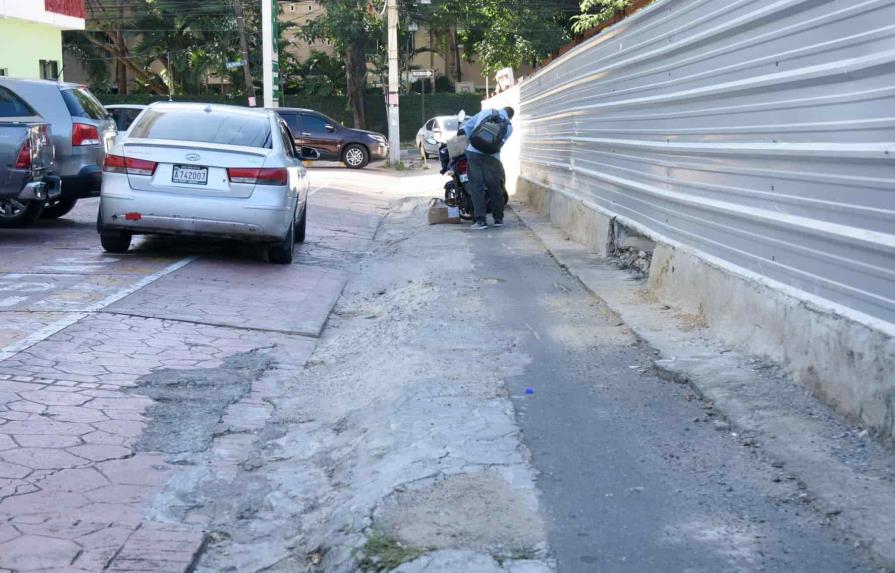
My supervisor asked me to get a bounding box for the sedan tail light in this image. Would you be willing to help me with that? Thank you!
[103,154,158,176]
[72,122,101,146]
[14,140,32,170]
[227,167,288,186]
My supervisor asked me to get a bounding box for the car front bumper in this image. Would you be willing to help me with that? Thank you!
[100,184,295,242]
[370,142,389,160]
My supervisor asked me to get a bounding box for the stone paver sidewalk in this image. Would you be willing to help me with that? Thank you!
[0,315,312,572]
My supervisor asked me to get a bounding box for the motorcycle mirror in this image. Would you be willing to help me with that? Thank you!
[457,110,467,123]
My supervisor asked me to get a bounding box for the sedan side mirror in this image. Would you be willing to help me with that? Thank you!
[300,147,321,160]
[324,124,335,133]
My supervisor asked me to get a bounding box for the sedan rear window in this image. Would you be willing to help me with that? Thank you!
[129,108,272,148]
[61,87,110,120]
[0,86,36,117]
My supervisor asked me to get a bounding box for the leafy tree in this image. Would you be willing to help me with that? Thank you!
[401,0,572,79]
[302,0,380,129]
[468,0,571,75]
[66,0,263,98]
[131,8,232,94]
[68,0,167,94]
[282,51,346,96]
[571,0,633,33]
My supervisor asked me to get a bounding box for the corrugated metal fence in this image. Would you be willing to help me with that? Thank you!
[519,0,895,326]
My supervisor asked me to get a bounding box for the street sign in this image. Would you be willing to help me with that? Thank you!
[225,61,243,70]
[410,69,434,78]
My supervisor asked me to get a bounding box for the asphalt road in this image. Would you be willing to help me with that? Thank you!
[474,216,877,573]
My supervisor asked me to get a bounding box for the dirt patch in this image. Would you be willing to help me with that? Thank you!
[131,351,274,454]
[373,470,545,556]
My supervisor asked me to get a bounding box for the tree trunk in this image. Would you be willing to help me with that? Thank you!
[114,0,127,95]
[115,32,128,95]
[84,33,166,95]
[344,39,367,129]
[447,26,461,83]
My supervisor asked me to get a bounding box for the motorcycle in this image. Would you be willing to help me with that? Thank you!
[438,111,508,221]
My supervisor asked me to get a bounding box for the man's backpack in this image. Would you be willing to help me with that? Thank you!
[469,111,509,155]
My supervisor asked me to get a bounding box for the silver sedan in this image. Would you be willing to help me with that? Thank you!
[415,115,460,157]
[97,102,313,264]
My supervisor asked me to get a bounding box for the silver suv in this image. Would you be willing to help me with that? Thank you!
[0,78,116,223]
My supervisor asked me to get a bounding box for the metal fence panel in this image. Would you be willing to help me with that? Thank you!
[519,0,895,325]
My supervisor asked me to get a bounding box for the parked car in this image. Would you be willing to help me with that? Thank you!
[0,78,116,220]
[0,86,60,227]
[98,102,314,264]
[416,115,460,157]
[272,107,388,169]
[105,104,147,133]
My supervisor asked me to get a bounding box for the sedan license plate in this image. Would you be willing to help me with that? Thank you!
[172,165,208,185]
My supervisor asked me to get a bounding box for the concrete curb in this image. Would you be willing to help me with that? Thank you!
[511,203,895,571]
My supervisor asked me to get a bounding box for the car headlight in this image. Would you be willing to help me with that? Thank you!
[369,133,386,143]
[426,137,437,145]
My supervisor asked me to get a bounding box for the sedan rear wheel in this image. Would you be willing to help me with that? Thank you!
[343,144,369,169]
[100,230,132,253]
[0,199,44,228]
[268,219,295,264]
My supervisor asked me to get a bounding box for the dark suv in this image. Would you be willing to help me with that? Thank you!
[273,108,388,169]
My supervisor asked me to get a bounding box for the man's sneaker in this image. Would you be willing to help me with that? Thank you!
[492,219,504,227]
[470,221,489,230]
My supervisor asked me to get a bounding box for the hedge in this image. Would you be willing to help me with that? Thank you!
[96,93,484,142]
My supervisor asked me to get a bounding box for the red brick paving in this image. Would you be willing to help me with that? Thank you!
[0,314,314,572]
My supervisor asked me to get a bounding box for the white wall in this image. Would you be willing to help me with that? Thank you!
[506,0,895,439]
[483,85,521,196]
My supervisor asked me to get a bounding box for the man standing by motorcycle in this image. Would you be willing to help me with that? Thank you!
[462,106,515,230]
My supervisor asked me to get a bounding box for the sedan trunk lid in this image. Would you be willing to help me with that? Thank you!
[122,140,272,199]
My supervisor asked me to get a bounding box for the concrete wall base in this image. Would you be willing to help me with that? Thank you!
[516,178,612,258]
[517,176,895,441]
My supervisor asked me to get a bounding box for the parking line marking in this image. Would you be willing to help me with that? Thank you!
[0,255,198,362]
[309,185,326,196]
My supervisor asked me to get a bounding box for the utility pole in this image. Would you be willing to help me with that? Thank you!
[233,0,257,107]
[166,51,173,100]
[262,0,280,108]
[387,0,400,165]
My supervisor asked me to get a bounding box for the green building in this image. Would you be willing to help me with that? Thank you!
[0,1,86,80]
